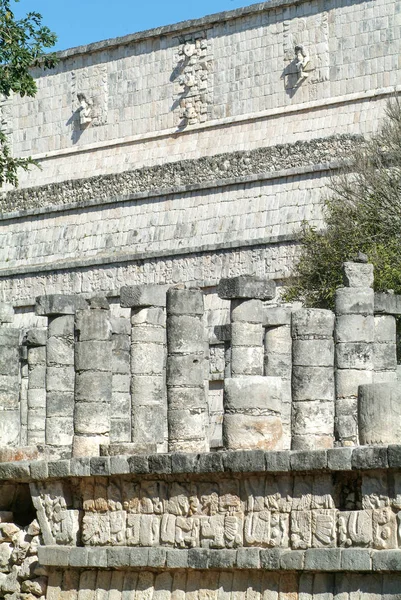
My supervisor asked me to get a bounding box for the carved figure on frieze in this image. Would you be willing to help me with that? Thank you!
[107,481,123,512]
[176,516,200,548]
[224,514,243,548]
[200,515,225,549]
[77,93,93,126]
[109,510,126,545]
[161,514,175,546]
[200,491,219,516]
[362,473,390,510]
[123,482,140,514]
[140,481,164,515]
[31,482,80,546]
[294,45,310,81]
[372,507,397,550]
[244,511,271,546]
[126,513,160,547]
[338,510,373,548]
[244,477,265,513]
[292,477,313,511]
[311,475,335,510]
[82,512,110,546]
[311,510,336,548]
[290,512,311,550]
[265,475,292,513]
[167,483,191,516]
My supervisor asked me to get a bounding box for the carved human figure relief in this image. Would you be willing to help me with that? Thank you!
[290,511,311,549]
[311,509,336,548]
[372,507,397,550]
[77,93,93,126]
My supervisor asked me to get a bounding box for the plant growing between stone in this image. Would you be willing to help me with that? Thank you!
[0,0,57,186]
[284,96,401,309]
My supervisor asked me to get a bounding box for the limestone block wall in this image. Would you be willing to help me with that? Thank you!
[0,0,398,190]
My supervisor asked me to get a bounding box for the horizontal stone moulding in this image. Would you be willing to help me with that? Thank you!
[37,545,401,572]
[3,445,401,482]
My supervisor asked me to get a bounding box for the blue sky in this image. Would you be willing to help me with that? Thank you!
[13,0,259,52]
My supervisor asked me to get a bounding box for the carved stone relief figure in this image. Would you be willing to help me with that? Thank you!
[77,93,93,126]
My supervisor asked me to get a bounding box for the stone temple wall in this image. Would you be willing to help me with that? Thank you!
[0,0,399,309]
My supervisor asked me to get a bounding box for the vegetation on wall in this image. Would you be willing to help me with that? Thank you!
[284,97,401,309]
[0,0,57,186]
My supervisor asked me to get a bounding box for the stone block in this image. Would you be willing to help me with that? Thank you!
[167,355,204,386]
[90,457,111,476]
[48,460,70,478]
[170,453,199,473]
[291,434,333,451]
[75,341,112,372]
[70,457,91,476]
[28,365,46,389]
[148,547,167,568]
[230,299,263,323]
[0,412,20,446]
[72,435,104,458]
[265,450,290,472]
[388,445,401,468]
[263,307,292,326]
[46,366,75,392]
[38,545,70,566]
[373,343,397,371]
[188,549,209,569]
[132,405,166,444]
[236,548,260,569]
[290,450,327,471]
[351,446,388,470]
[74,403,110,435]
[112,349,130,374]
[0,329,19,346]
[292,401,334,437]
[111,317,131,335]
[25,328,47,347]
[304,549,341,571]
[30,460,49,480]
[341,549,371,571]
[359,382,401,445]
[372,550,401,571]
[131,375,165,406]
[36,294,87,316]
[128,455,149,474]
[28,388,46,409]
[87,547,107,568]
[231,322,264,346]
[0,303,13,324]
[343,262,374,288]
[335,315,375,343]
[131,342,165,376]
[260,548,281,570]
[336,342,373,370]
[198,452,224,472]
[292,309,334,338]
[374,292,401,315]
[0,461,29,480]
[166,549,188,568]
[48,315,74,338]
[0,346,19,376]
[46,392,74,417]
[280,550,305,570]
[224,376,281,414]
[224,414,283,451]
[222,450,265,472]
[231,346,264,376]
[327,447,352,471]
[75,371,112,403]
[131,307,166,327]
[218,275,276,300]
[292,367,335,401]
[69,547,89,567]
[374,315,396,343]
[265,326,292,355]
[208,550,237,568]
[292,339,334,367]
[131,326,165,345]
[120,284,168,308]
[113,374,130,393]
[336,369,373,398]
[335,288,374,316]
[46,418,74,446]
[107,547,132,568]
[75,309,112,341]
[169,409,207,442]
[148,453,171,474]
[167,314,205,353]
[167,288,203,315]
[110,419,131,443]
[111,393,130,417]
[28,346,46,366]
[47,337,74,366]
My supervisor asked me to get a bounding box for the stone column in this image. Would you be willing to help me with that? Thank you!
[291,308,335,450]
[167,287,209,453]
[218,275,282,451]
[359,382,401,445]
[373,315,397,383]
[0,328,21,446]
[121,285,168,453]
[25,328,47,446]
[73,297,112,457]
[264,307,292,450]
[110,316,131,444]
[334,261,374,446]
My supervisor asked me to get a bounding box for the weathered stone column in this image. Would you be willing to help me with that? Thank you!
[36,295,87,457]
[373,315,397,383]
[334,261,374,446]
[25,328,47,446]
[110,316,131,444]
[291,308,335,450]
[73,297,112,457]
[121,285,168,453]
[0,327,21,446]
[167,287,209,453]
[359,381,401,445]
[264,307,292,450]
[218,275,282,451]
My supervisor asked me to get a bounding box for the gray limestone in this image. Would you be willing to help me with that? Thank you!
[218,275,276,300]
[35,294,87,316]
[167,288,209,453]
[358,382,401,445]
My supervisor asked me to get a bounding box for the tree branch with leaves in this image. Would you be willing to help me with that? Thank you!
[0,0,57,186]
